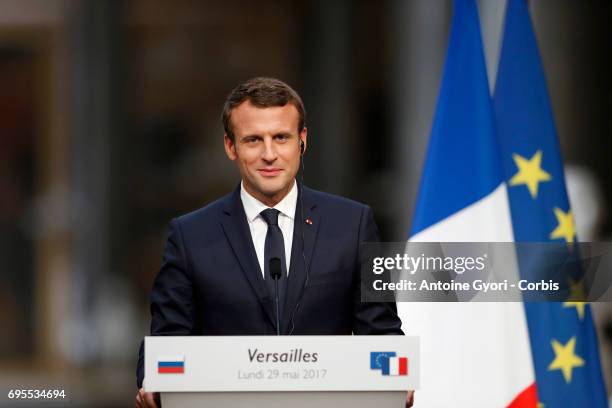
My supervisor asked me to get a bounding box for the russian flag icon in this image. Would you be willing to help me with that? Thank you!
[157,355,185,374]
[381,356,408,376]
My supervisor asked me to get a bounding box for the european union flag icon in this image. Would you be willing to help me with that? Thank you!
[370,352,396,370]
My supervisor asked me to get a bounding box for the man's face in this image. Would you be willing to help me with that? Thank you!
[224,100,307,207]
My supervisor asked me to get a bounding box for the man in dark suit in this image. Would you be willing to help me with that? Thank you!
[135,77,404,408]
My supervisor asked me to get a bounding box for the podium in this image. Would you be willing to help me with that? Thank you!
[145,336,419,408]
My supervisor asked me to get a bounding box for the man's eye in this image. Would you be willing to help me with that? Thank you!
[244,137,260,143]
[275,135,289,141]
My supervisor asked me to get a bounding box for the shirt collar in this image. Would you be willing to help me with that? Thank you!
[240,180,298,223]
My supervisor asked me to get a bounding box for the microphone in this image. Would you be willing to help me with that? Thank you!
[269,257,282,335]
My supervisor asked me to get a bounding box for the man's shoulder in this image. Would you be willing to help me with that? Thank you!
[173,190,235,227]
[304,186,370,213]
[304,187,377,236]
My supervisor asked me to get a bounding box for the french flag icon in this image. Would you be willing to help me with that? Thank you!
[381,356,408,376]
[157,355,185,374]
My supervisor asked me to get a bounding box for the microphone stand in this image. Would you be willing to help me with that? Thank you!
[269,257,282,335]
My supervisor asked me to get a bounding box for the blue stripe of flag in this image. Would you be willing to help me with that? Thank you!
[410,0,502,236]
[158,361,184,367]
[380,357,390,376]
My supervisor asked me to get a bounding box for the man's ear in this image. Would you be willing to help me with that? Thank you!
[224,133,237,161]
[299,127,307,155]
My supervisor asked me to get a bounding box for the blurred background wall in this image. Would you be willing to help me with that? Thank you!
[0,0,610,406]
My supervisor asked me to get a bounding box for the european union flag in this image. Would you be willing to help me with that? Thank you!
[494,0,607,406]
[370,351,396,370]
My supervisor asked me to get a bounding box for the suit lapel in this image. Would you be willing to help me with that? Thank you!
[220,187,276,328]
[282,186,319,333]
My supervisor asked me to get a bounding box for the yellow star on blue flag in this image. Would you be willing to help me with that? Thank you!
[563,278,587,320]
[509,150,551,198]
[549,207,575,243]
[548,337,585,383]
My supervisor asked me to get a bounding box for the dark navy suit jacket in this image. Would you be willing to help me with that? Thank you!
[136,185,403,387]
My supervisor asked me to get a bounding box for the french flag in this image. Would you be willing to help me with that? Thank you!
[397,0,535,406]
[157,355,185,374]
[382,357,408,376]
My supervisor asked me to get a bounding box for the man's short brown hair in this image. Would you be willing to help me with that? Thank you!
[222,77,306,142]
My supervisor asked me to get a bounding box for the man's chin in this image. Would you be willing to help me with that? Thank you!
[257,181,290,195]
[261,188,285,199]
[244,177,295,202]
[257,184,293,202]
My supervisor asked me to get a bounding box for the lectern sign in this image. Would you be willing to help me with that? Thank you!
[157,355,184,374]
[144,336,419,392]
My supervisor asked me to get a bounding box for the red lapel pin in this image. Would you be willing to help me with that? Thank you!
[305,218,313,225]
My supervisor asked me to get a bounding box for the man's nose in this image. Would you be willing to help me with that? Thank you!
[261,139,277,161]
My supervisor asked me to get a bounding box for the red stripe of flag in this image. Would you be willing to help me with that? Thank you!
[158,366,184,374]
[399,357,408,376]
[507,383,538,407]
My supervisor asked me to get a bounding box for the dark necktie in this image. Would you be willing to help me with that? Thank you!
[260,208,287,327]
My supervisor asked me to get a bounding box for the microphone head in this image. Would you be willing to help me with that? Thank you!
[269,257,282,280]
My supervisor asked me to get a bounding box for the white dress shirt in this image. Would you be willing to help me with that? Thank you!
[240,181,297,277]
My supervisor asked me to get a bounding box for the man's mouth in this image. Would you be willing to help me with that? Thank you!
[258,168,282,177]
